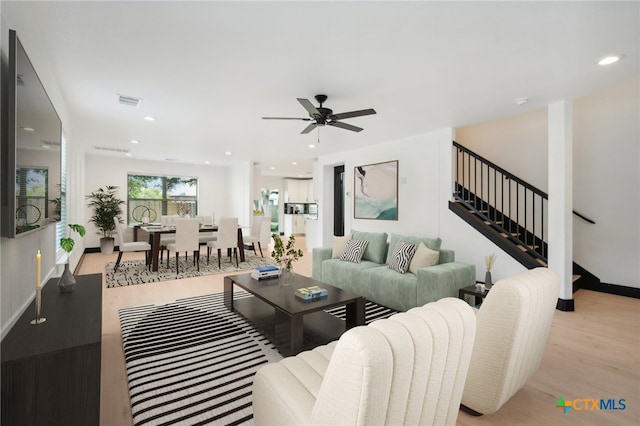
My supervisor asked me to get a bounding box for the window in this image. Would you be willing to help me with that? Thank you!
[15,167,48,231]
[127,174,198,224]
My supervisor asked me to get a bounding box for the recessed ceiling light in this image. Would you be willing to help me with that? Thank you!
[130,139,140,144]
[515,97,530,106]
[204,161,210,165]
[42,144,50,149]
[22,127,35,132]
[598,54,624,66]
[292,161,297,165]
[144,116,157,121]
[225,151,232,156]
[125,152,132,157]
[270,166,276,170]
[308,144,316,149]
[298,174,303,177]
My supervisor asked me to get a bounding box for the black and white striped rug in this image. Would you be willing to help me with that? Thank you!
[119,291,395,425]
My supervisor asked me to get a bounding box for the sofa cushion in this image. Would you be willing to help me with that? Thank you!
[388,241,417,274]
[409,242,440,274]
[340,239,368,263]
[359,266,419,312]
[386,234,442,264]
[332,235,351,259]
[351,230,389,264]
[321,259,380,294]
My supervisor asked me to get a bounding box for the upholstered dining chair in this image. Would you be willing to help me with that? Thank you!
[207,217,238,268]
[243,216,271,257]
[159,214,179,261]
[165,218,200,275]
[252,297,477,426]
[460,267,560,416]
[196,215,217,244]
[113,217,151,272]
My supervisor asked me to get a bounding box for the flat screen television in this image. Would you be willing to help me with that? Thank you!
[1,29,62,238]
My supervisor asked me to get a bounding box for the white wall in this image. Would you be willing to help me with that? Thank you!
[83,155,239,248]
[573,77,639,288]
[314,127,527,283]
[455,77,640,288]
[1,11,77,336]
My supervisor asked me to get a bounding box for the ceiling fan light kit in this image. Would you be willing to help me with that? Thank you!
[263,94,376,134]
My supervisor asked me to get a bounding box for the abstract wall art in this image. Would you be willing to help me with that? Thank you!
[354,160,398,220]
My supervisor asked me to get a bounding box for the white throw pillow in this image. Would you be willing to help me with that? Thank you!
[409,242,440,274]
[332,235,351,259]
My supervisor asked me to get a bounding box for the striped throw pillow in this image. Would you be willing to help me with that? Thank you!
[340,239,369,263]
[388,241,417,274]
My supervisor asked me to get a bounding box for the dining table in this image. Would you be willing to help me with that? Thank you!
[140,224,246,272]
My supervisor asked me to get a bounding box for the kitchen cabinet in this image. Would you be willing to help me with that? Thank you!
[285,179,314,202]
[283,214,306,235]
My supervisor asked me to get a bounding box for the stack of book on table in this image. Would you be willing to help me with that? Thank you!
[295,286,328,301]
[251,265,281,280]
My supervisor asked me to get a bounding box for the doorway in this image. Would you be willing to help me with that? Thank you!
[334,165,345,236]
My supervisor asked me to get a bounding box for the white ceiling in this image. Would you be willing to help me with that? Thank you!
[3,1,638,178]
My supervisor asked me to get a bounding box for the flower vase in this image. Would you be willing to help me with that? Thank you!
[280,263,295,286]
[485,270,492,288]
[58,262,76,293]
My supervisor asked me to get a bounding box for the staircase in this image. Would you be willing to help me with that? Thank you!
[449,141,597,288]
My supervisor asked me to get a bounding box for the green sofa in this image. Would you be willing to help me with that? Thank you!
[312,231,475,312]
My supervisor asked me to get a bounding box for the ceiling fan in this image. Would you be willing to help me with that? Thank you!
[263,94,376,134]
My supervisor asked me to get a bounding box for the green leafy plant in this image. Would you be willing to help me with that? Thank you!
[60,224,86,254]
[271,233,303,271]
[86,185,125,238]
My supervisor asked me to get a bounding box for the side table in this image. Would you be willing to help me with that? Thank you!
[458,283,491,307]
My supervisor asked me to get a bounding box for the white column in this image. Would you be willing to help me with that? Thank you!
[548,101,573,303]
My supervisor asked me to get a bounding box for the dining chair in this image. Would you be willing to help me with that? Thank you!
[196,215,217,244]
[166,218,200,275]
[243,216,271,257]
[207,217,239,268]
[113,217,151,272]
[159,215,178,261]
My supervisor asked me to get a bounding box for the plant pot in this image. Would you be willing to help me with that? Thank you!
[58,262,76,293]
[100,237,115,255]
[280,264,295,286]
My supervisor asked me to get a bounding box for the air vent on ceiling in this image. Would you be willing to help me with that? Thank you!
[94,146,130,154]
[117,94,142,107]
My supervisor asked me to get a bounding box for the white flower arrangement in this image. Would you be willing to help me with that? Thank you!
[485,253,497,271]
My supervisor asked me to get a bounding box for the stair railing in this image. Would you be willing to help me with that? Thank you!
[453,141,548,261]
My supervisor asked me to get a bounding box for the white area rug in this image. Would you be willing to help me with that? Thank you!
[106,254,276,288]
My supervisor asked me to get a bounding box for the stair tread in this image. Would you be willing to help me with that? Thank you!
[573,274,581,282]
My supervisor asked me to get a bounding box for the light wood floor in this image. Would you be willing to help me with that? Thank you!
[76,238,639,426]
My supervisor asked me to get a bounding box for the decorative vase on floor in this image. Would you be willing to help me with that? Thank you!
[58,262,76,293]
[485,270,493,288]
[280,264,295,286]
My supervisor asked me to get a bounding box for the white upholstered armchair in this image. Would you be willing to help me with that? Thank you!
[461,267,560,416]
[252,297,476,426]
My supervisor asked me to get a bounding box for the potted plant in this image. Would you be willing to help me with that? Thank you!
[271,233,303,285]
[86,185,125,254]
[58,224,86,293]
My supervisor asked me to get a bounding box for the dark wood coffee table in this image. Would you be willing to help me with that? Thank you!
[224,272,365,356]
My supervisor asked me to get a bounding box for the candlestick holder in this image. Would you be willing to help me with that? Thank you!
[30,287,46,325]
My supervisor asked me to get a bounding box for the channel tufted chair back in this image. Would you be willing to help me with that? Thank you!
[252,297,476,426]
[461,267,560,415]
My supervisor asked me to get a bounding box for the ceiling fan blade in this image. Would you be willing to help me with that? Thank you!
[301,122,318,134]
[331,108,377,121]
[262,117,312,121]
[328,121,363,132]
[297,98,321,116]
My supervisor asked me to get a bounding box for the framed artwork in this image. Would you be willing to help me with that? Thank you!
[354,160,398,220]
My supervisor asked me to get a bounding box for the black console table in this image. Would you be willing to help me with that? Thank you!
[1,273,102,426]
